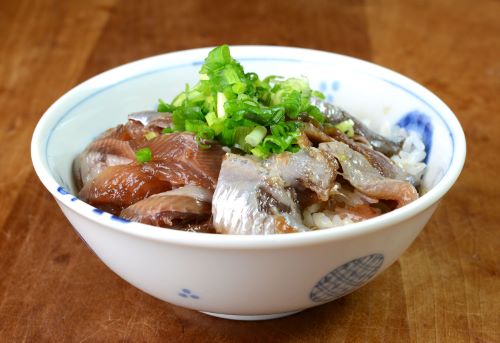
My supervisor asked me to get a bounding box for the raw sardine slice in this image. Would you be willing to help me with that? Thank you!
[303,123,416,186]
[326,127,417,186]
[146,133,226,190]
[78,164,171,215]
[73,138,136,190]
[212,154,309,235]
[319,141,418,207]
[265,148,338,201]
[311,97,402,156]
[120,185,212,228]
[128,111,171,127]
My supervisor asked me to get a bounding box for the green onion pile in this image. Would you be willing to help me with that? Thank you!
[157,44,328,159]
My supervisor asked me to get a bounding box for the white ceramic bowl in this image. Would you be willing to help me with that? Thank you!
[31,46,466,320]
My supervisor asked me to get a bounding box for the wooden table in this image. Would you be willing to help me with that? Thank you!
[1,0,498,341]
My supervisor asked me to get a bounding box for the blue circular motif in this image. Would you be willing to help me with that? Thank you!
[310,253,384,303]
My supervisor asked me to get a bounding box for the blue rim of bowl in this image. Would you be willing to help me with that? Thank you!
[31,45,466,249]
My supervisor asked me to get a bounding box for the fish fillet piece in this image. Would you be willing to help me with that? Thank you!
[120,185,212,229]
[145,133,226,190]
[73,138,136,190]
[265,148,338,201]
[78,164,172,215]
[101,112,172,143]
[303,123,416,186]
[212,154,307,235]
[311,97,402,156]
[325,127,417,186]
[73,113,172,190]
[319,141,418,207]
[128,111,172,128]
[212,148,338,235]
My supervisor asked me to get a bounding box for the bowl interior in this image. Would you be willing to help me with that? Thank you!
[39,46,456,200]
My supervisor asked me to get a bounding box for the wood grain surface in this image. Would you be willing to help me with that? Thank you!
[1,0,499,341]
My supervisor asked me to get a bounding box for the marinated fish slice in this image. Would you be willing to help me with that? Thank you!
[330,183,379,208]
[212,154,308,235]
[325,127,417,186]
[301,122,335,144]
[296,131,313,148]
[128,111,171,127]
[101,122,142,141]
[120,185,212,228]
[319,141,418,207]
[303,123,416,186]
[265,148,338,201]
[101,113,172,143]
[128,111,173,140]
[74,116,172,190]
[311,97,402,156]
[78,164,171,215]
[73,138,136,190]
[146,133,226,190]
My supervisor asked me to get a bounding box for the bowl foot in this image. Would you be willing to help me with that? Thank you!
[201,310,301,321]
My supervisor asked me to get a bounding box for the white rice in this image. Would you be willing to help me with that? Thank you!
[363,119,427,183]
[390,130,427,182]
[306,120,427,229]
[303,204,356,229]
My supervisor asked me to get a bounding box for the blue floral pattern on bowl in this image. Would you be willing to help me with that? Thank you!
[310,253,384,303]
[397,110,433,162]
[178,288,200,300]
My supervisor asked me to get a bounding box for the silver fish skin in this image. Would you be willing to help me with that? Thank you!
[212,147,338,235]
[120,185,213,228]
[319,141,418,207]
[127,111,171,127]
[264,148,338,201]
[311,97,403,156]
[212,154,308,235]
[73,138,135,190]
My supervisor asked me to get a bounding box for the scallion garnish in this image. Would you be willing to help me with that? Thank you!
[136,147,152,164]
[334,119,355,137]
[245,126,267,147]
[157,44,326,158]
[144,131,158,140]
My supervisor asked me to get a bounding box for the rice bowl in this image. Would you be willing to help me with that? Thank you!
[31,46,466,320]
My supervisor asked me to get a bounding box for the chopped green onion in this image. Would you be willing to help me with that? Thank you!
[250,145,269,159]
[172,93,186,107]
[304,104,325,123]
[144,131,158,140]
[245,126,267,146]
[217,92,227,117]
[185,119,207,133]
[157,45,326,158]
[205,111,218,126]
[311,90,326,100]
[136,147,152,164]
[158,99,174,112]
[335,119,355,137]
[162,127,174,134]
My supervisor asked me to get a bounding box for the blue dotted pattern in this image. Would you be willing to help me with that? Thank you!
[310,253,384,303]
[319,80,341,103]
[178,288,200,300]
[57,186,69,195]
[397,111,433,163]
[58,187,130,223]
